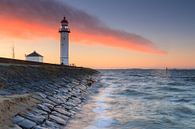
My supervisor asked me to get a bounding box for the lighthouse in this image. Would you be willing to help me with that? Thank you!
[59,17,70,65]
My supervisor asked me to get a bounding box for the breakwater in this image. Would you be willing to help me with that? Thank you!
[0,61,98,129]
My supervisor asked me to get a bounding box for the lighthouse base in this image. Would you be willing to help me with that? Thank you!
[60,57,69,65]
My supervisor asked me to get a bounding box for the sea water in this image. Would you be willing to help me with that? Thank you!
[66,69,195,129]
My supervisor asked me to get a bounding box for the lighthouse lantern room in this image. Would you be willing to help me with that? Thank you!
[59,17,70,65]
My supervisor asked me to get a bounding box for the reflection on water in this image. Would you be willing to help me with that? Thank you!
[66,70,195,129]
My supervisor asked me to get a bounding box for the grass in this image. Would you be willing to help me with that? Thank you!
[0,64,98,88]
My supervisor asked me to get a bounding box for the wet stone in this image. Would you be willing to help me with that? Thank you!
[65,101,77,107]
[80,97,86,102]
[70,91,78,96]
[57,84,64,89]
[42,103,54,110]
[37,87,48,92]
[10,124,23,129]
[51,111,69,120]
[33,126,49,129]
[21,112,46,124]
[37,104,51,113]
[44,91,53,96]
[0,90,11,95]
[47,96,61,104]
[80,84,87,90]
[72,97,82,104]
[37,88,45,93]
[13,115,25,124]
[67,99,78,106]
[70,106,80,112]
[56,97,67,103]
[44,120,61,129]
[53,90,59,94]
[63,104,73,111]
[17,118,37,129]
[60,88,68,93]
[31,95,43,102]
[72,88,81,93]
[61,95,69,100]
[54,107,72,117]
[56,92,66,96]
[72,81,80,85]
[2,74,96,129]
[65,92,72,98]
[31,108,48,116]
[49,115,67,125]
[61,108,76,116]
[43,98,57,105]
[37,92,47,99]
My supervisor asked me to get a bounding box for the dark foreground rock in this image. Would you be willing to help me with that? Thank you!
[0,65,98,129]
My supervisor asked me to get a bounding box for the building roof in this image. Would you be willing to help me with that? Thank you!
[61,17,68,24]
[26,51,43,57]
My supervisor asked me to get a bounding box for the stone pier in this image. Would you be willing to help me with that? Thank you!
[0,64,98,129]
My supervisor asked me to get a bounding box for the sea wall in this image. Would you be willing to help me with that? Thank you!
[0,63,98,129]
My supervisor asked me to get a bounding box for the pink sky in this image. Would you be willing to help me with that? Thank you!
[0,0,194,69]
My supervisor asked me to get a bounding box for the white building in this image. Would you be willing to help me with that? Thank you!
[26,51,43,63]
[59,17,70,65]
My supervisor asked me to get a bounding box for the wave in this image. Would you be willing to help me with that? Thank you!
[159,87,186,92]
[118,89,149,96]
[173,105,195,116]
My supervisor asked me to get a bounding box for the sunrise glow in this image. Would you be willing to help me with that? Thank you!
[0,0,194,69]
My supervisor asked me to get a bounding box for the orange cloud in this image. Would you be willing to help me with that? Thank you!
[71,28,165,54]
[0,0,165,54]
[0,16,57,39]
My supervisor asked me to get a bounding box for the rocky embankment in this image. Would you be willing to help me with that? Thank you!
[0,63,98,129]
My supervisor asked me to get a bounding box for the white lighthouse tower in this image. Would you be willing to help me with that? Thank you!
[59,17,70,65]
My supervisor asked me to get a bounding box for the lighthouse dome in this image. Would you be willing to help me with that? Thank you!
[61,17,68,25]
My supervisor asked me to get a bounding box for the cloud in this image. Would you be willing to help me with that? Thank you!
[0,0,165,54]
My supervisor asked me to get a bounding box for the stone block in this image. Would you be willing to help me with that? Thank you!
[51,111,69,120]
[33,126,49,129]
[47,96,61,104]
[44,120,61,129]
[21,112,46,124]
[54,107,72,117]
[17,118,37,129]
[13,115,25,124]
[10,124,23,129]
[31,108,48,116]
[49,115,67,125]
[37,104,51,113]
[44,98,57,105]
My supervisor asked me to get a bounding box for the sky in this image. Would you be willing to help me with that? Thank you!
[0,0,194,69]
